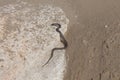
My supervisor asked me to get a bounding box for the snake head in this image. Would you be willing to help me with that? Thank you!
[51,23,61,28]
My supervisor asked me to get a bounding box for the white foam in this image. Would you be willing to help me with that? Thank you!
[0,1,69,80]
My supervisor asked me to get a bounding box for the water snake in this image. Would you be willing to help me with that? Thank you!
[42,23,68,67]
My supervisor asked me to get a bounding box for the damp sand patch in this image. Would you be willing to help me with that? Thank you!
[0,2,69,80]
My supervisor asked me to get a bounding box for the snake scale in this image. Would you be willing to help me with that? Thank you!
[42,23,68,67]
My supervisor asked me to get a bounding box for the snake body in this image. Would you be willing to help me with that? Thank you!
[42,23,68,67]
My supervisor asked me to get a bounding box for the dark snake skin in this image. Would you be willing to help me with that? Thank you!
[42,23,68,67]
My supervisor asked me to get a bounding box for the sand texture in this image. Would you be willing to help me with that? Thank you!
[0,0,120,80]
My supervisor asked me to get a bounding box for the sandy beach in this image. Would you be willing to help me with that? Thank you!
[0,0,120,80]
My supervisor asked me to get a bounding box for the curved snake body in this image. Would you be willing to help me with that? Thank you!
[42,23,68,67]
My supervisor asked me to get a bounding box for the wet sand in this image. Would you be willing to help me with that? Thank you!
[64,0,120,80]
[1,0,120,80]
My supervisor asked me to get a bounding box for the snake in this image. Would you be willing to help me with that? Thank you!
[42,23,68,67]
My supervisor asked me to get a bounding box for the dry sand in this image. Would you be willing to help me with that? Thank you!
[0,0,120,80]
[0,1,68,80]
